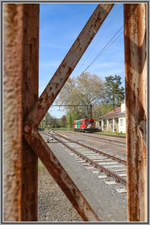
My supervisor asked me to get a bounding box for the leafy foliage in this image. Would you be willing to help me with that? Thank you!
[41,112,61,128]
[56,72,104,118]
[66,111,80,128]
[103,75,125,107]
[54,73,125,122]
[60,115,67,127]
[57,72,104,106]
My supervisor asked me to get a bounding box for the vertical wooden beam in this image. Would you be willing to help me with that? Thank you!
[124,4,147,221]
[4,4,39,221]
[21,4,39,221]
[4,4,23,221]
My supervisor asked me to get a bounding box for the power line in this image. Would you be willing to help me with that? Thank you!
[82,26,123,73]
[79,4,123,69]
[80,22,111,68]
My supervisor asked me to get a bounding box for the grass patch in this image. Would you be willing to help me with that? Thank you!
[45,127,74,131]
[55,127,74,131]
[38,159,45,170]
[40,127,74,131]
[97,131,126,136]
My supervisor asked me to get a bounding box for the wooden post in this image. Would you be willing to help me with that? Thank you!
[21,4,39,221]
[124,4,147,221]
[4,4,39,221]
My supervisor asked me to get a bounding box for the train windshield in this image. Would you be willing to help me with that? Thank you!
[89,120,94,123]
[85,120,94,125]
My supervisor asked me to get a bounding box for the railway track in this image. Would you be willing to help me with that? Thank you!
[88,132,126,138]
[59,130,126,145]
[47,130,127,193]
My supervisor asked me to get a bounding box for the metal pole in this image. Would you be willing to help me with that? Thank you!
[124,4,147,221]
[4,4,39,221]
[90,104,92,118]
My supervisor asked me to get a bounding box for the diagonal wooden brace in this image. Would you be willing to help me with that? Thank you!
[23,4,113,221]
[24,4,113,129]
[24,128,100,221]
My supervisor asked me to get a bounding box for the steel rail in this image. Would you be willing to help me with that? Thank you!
[68,131,126,145]
[24,128,100,221]
[49,132,126,186]
[51,131,126,165]
[95,133,126,139]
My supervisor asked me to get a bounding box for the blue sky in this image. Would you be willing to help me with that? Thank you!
[39,3,125,118]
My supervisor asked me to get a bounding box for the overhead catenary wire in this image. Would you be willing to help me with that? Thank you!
[79,4,123,69]
[79,20,112,68]
[82,26,123,73]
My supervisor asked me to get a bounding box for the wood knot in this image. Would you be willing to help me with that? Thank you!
[24,124,31,133]
[137,120,146,144]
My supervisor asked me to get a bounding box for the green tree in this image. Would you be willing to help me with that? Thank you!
[56,72,104,106]
[103,75,125,107]
[100,104,113,115]
[45,112,53,126]
[56,72,104,116]
[44,112,61,128]
[66,111,81,128]
[51,118,60,128]
[69,114,72,128]
[39,119,45,129]
[60,115,67,127]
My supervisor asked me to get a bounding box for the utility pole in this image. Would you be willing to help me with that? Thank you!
[90,104,92,119]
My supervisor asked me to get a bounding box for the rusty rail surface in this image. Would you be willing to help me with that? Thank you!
[67,131,126,145]
[48,132,126,186]
[52,131,126,165]
[68,130,126,139]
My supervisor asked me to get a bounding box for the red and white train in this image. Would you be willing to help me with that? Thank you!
[74,118,98,132]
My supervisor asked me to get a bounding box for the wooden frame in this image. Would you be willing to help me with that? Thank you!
[4,3,147,222]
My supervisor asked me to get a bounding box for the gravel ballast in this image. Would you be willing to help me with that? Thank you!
[38,166,82,222]
[38,132,127,222]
